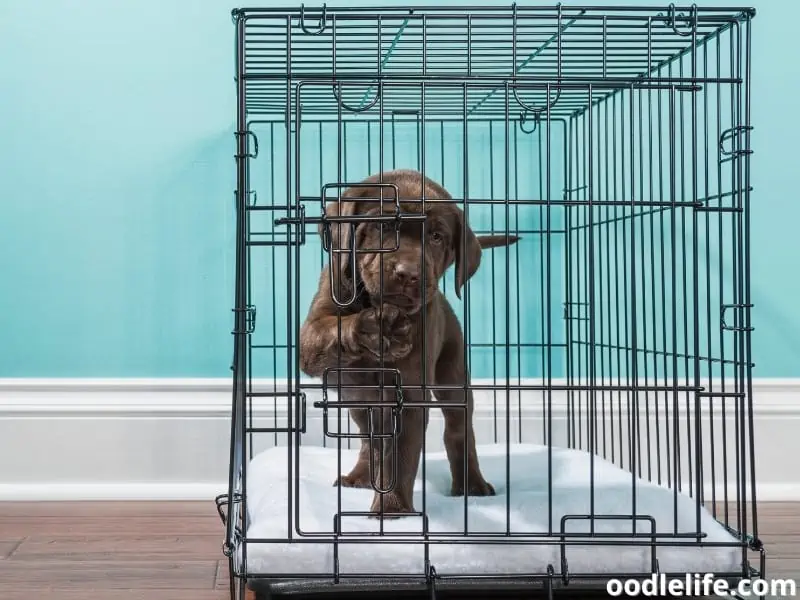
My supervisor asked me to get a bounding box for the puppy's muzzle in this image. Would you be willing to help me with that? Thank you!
[376,262,428,311]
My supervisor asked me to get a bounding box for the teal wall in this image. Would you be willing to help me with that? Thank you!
[245,118,565,380]
[0,0,796,379]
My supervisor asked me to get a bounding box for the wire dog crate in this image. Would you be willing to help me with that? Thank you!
[218,3,759,599]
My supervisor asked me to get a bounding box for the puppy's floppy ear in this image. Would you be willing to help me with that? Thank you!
[452,209,483,300]
[320,199,358,292]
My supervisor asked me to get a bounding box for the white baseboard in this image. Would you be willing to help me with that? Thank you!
[0,377,798,502]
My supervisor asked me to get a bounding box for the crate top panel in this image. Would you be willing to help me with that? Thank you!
[232,4,755,118]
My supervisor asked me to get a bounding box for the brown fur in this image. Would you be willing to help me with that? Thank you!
[299,169,519,516]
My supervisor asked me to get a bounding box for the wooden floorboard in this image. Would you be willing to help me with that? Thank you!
[0,541,22,560]
[0,560,218,589]
[1,591,232,600]
[10,534,224,562]
[0,501,215,517]
[0,515,223,537]
[759,537,800,558]
[0,501,795,599]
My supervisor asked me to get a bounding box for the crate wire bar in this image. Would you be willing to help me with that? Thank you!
[219,3,759,599]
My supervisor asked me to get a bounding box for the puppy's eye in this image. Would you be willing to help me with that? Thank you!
[429,231,444,245]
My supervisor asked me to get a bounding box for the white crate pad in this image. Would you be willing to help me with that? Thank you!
[241,443,742,577]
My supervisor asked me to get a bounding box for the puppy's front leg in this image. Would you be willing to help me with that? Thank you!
[298,311,363,377]
[298,268,364,377]
[300,304,412,377]
[333,407,378,490]
[434,345,495,498]
[438,387,494,497]
[369,389,429,516]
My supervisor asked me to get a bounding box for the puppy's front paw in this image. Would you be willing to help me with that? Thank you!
[355,304,413,362]
[333,473,373,489]
[369,491,415,518]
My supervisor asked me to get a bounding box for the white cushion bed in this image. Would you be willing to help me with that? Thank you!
[242,443,742,577]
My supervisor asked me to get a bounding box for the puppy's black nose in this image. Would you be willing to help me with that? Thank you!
[394,263,419,286]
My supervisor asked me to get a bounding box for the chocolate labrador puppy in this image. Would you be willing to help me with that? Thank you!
[299,169,519,516]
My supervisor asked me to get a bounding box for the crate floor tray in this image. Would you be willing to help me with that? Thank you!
[241,443,743,577]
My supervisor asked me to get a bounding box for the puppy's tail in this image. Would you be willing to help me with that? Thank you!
[477,234,521,249]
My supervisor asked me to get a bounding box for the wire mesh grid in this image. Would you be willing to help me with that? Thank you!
[235,4,754,118]
[221,4,759,599]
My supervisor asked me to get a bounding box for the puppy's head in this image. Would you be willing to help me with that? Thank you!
[322,170,519,313]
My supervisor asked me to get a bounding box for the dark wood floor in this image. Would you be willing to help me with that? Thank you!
[0,501,796,599]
